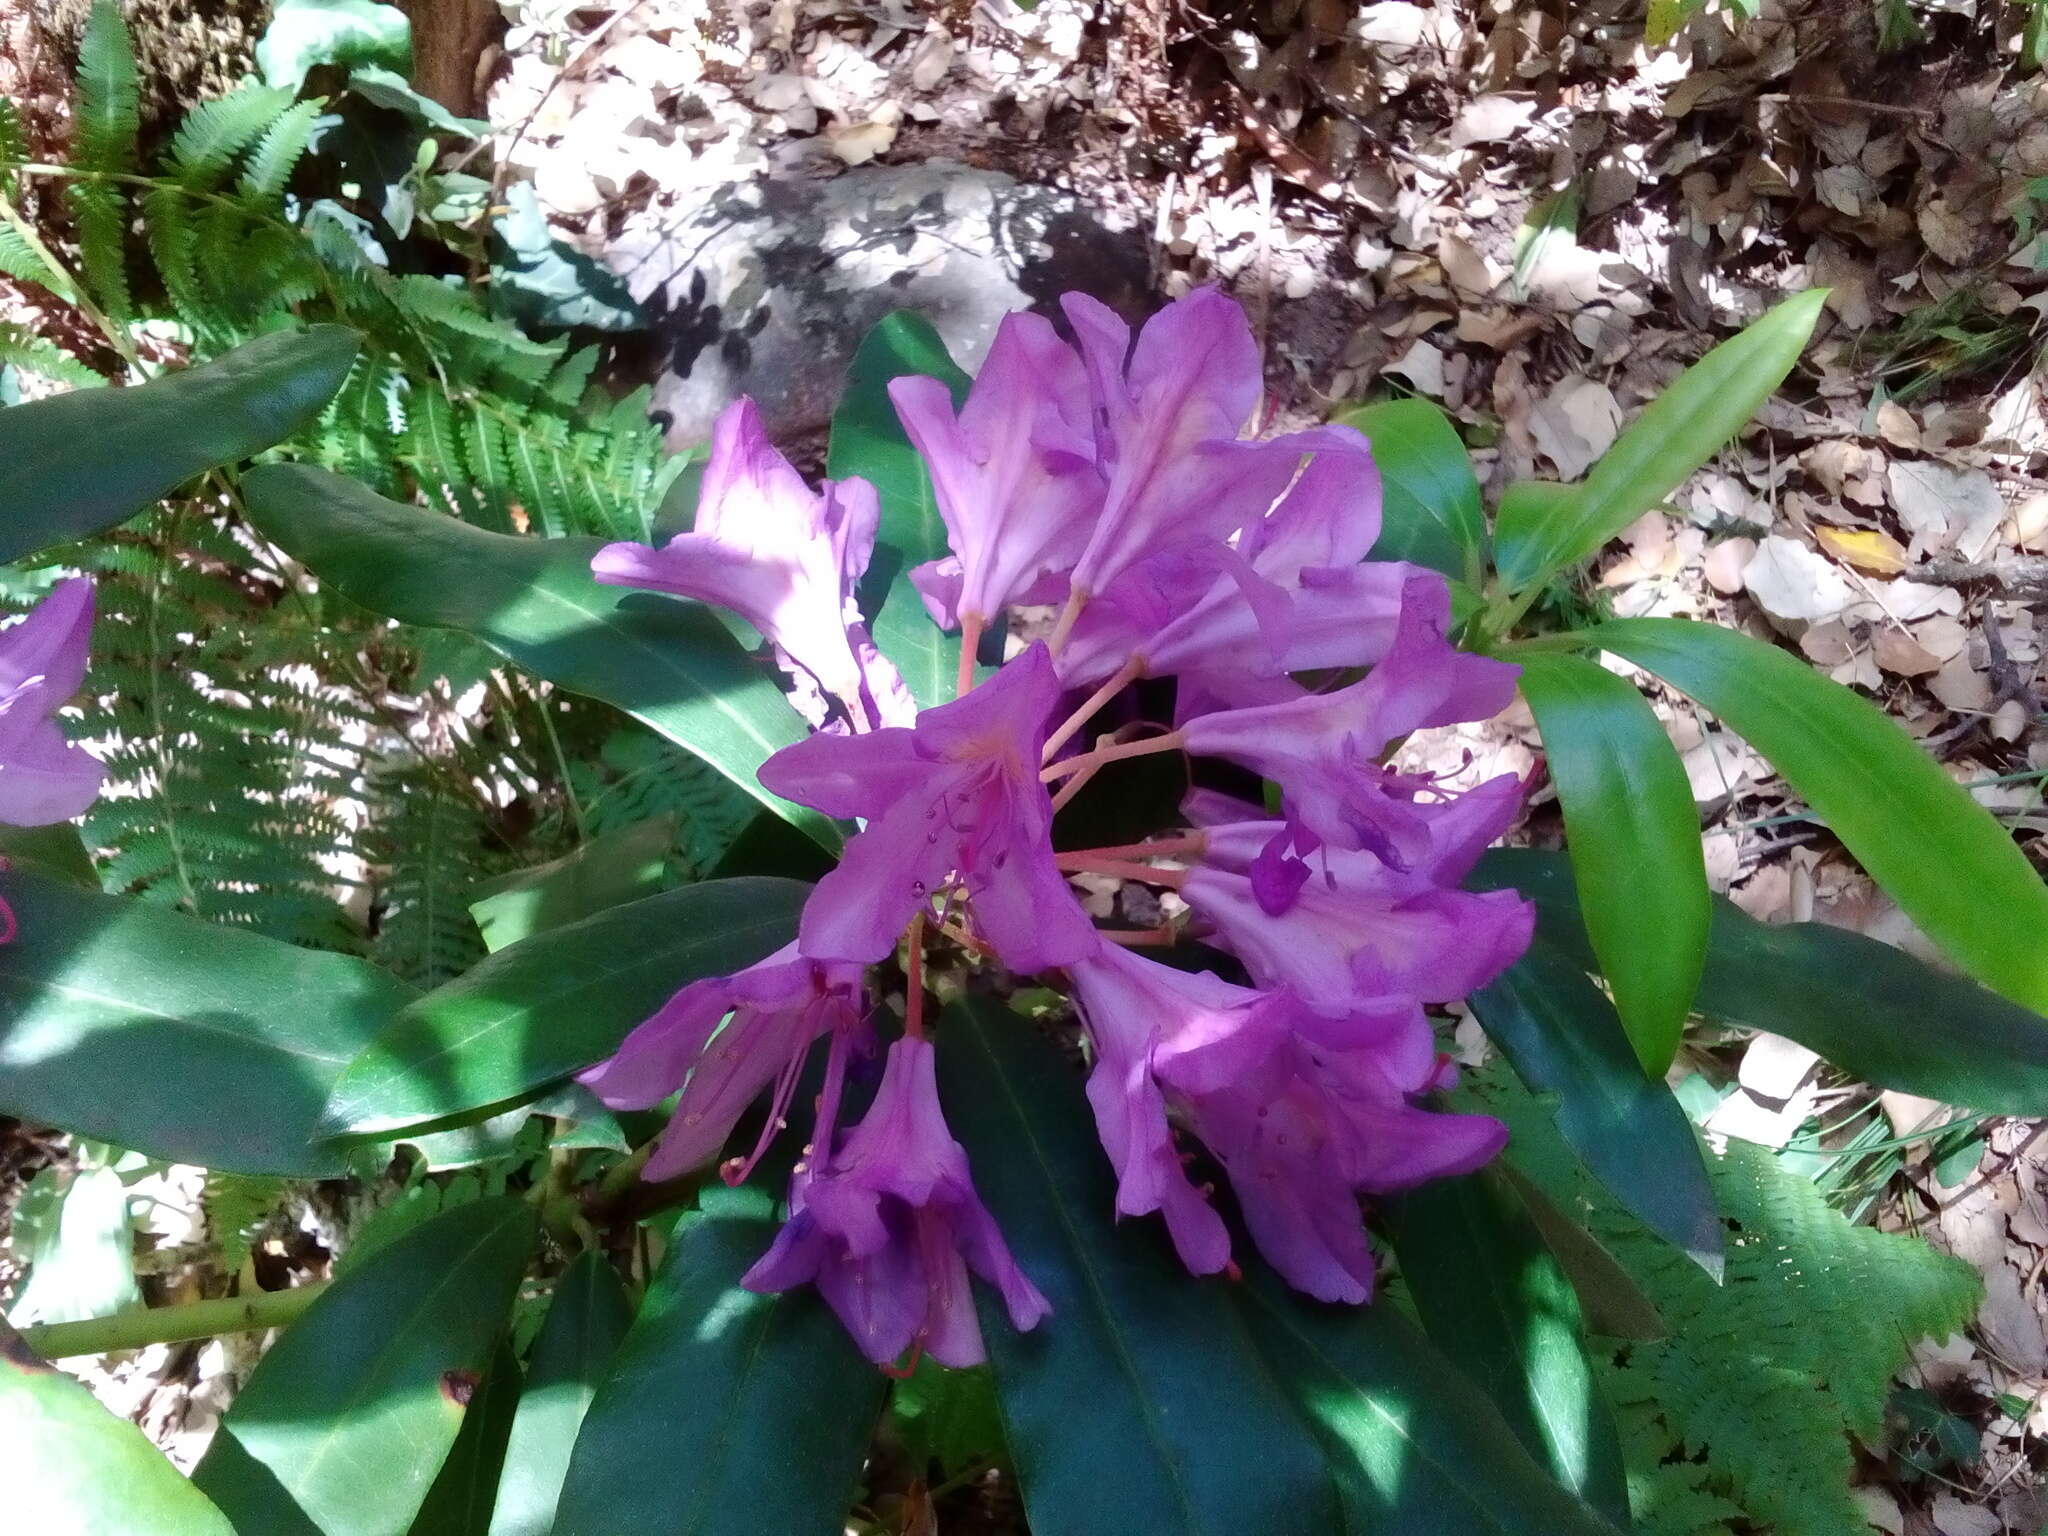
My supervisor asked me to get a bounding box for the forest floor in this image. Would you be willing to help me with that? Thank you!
[4,0,2048,1529]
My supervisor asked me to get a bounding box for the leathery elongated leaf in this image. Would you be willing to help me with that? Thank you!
[2,1331,235,1535]
[1474,847,2048,1115]
[1335,397,1485,585]
[0,326,358,563]
[1469,934,1724,1276]
[240,462,837,852]
[1594,615,2048,1015]
[486,1252,632,1536]
[939,997,1623,1535]
[1385,1169,1631,1523]
[0,866,412,1176]
[1517,650,1709,1075]
[1494,290,1826,591]
[550,1185,882,1536]
[832,310,974,708]
[320,877,808,1138]
[192,1199,537,1536]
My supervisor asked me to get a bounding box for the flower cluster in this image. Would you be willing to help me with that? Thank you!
[583,289,1533,1367]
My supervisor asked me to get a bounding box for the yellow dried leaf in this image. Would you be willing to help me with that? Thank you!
[1814,525,1909,575]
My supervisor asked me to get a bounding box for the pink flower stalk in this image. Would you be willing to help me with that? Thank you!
[0,578,103,827]
[758,642,1096,972]
[579,943,867,1182]
[1057,288,1374,609]
[591,398,911,731]
[1179,573,1519,866]
[890,311,1103,632]
[744,1035,1049,1368]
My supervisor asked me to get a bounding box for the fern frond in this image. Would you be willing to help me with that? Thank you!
[65,180,131,323]
[360,760,494,986]
[202,1173,285,1274]
[0,99,25,189]
[238,98,323,204]
[0,321,105,388]
[71,0,139,177]
[168,82,295,191]
[571,726,756,878]
[0,221,72,300]
[142,186,216,342]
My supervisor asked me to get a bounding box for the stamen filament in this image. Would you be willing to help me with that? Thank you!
[1047,587,1090,656]
[1061,857,1188,890]
[937,918,994,957]
[1055,832,1206,866]
[1049,761,1101,813]
[1041,729,1187,783]
[956,611,984,700]
[1041,655,1146,763]
[1099,925,1179,947]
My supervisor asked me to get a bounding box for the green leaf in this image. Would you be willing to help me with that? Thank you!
[7,1164,141,1325]
[551,1186,883,1536]
[192,1198,537,1536]
[1500,1165,1667,1341]
[1383,1169,1630,1522]
[1229,1270,1626,1533]
[407,1339,522,1536]
[1,1335,235,1535]
[0,821,97,888]
[831,311,972,709]
[240,463,837,852]
[0,327,358,564]
[891,1358,1008,1480]
[1468,933,1723,1276]
[257,0,412,93]
[1334,397,1485,585]
[469,814,675,952]
[937,997,1341,1533]
[486,1252,632,1536]
[320,876,808,1137]
[1476,848,2048,1116]
[1494,290,1827,591]
[1516,651,1708,1074]
[1512,185,1581,299]
[1593,615,2048,1014]
[0,867,413,1176]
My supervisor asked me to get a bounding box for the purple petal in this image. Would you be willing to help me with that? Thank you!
[0,718,104,827]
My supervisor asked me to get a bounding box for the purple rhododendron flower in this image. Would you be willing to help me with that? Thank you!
[0,578,104,828]
[891,311,1102,632]
[744,1035,1049,1368]
[591,398,911,731]
[758,643,1095,972]
[1180,573,1519,865]
[580,943,867,1182]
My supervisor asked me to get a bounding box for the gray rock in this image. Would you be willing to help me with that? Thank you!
[605,161,1149,448]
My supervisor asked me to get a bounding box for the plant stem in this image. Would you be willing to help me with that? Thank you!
[1042,656,1144,763]
[1040,729,1187,783]
[18,1281,331,1360]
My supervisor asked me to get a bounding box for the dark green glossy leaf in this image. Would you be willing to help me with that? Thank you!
[1228,1270,1625,1534]
[831,311,972,709]
[1499,1165,1666,1341]
[551,1186,882,1536]
[1385,1170,1630,1522]
[0,327,357,563]
[892,1358,1008,1481]
[321,876,808,1138]
[2,1334,235,1535]
[0,867,412,1176]
[1595,615,2048,1013]
[1468,934,1723,1275]
[1494,290,1826,591]
[0,821,97,888]
[407,1339,522,1536]
[469,814,675,952]
[1335,398,1484,585]
[192,1199,537,1536]
[1517,651,1708,1074]
[241,463,835,852]
[486,1252,633,1536]
[936,997,1349,1535]
[1476,847,2048,1116]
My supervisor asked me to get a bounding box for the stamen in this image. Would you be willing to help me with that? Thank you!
[1041,655,1145,763]
[937,918,994,957]
[1040,728,1187,783]
[903,913,928,1039]
[1098,925,1178,947]
[1048,759,1103,813]
[879,1338,926,1380]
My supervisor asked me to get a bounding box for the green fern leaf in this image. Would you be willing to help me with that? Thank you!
[0,222,72,301]
[0,321,105,388]
[0,98,25,188]
[237,97,323,204]
[169,82,296,191]
[71,0,139,176]
[202,1173,285,1275]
